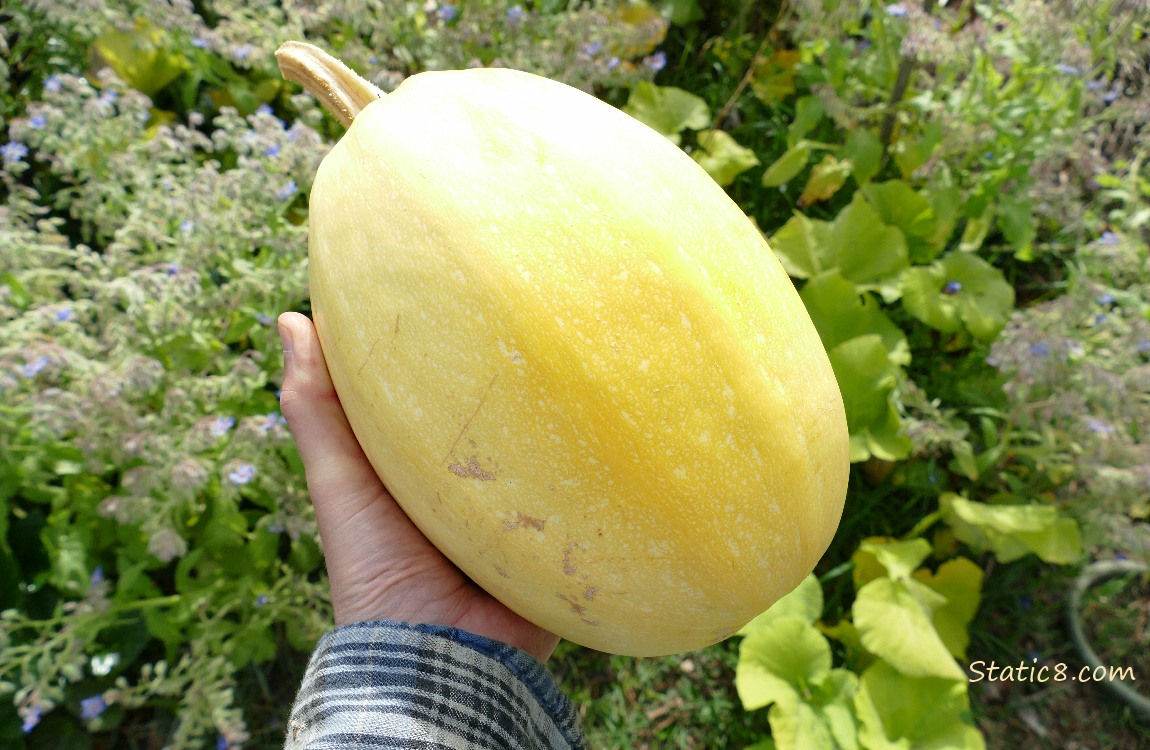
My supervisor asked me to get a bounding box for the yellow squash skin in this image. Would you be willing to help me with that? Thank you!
[306,66,849,656]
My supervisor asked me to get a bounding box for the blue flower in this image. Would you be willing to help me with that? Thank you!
[1055,63,1080,76]
[22,355,50,378]
[260,412,286,432]
[98,89,119,104]
[1137,339,1150,354]
[89,566,105,589]
[234,45,253,61]
[1095,291,1116,306]
[255,593,269,607]
[1085,418,1112,435]
[1029,342,1050,358]
[582,40,603,58]
[506,5,524,24]
[29,113,47,129]
[256,104,274,116]
[1102,86,1122,104]
[943,280,963,295]
[179,219,194,234]
[217,737,229,750]
[44,75,62,93]
[192,37,210,49]
[166,262,180,276]
[257,312,274,325]
[2,140,30,164]
[606,57,620,71]
[437,3,457,22]
[80,695,107,719]
[228,463,256,485]
[1099,230,1119,246]
[885,3,908,17]
[644,51,667,72]
[1094,313,1107,325]
[21,704,42,733]
[210,416,236,437]
[263,143,281,158]
[56,307,74,322]
[277,180,297,202]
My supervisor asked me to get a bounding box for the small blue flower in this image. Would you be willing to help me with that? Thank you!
[437,3,457,22]
[1026,650,1041,663]
[234,45,253,61]
[263,143,281,158]
[1019,596,1031,611]
[166,262,180,276]
[80,695,107,719]
[260,412,286,432]
[98,89,118,104]
[368,55,379,65]
[582,40,603,58]
[192,38,210,49]
[1029,342,1050,358]
[1055,63,1080,76]
[1099,230,1119,246]
[2,140,30,164]
[179,219,194,234]
[506,5,524,24]
[44,75,62,93]
[1137,339,1150,354]
[217,737,229,750]
[228,463,256,485]
[268,522,285,533]
[1096,291,1116,306]
[1094,313,1107,325]
[256,104,274,116]
[255,593,269,607]
[1115,552,1128,562]
[277,180,297,202]
[89,566,105,589]
[21,704,42,733]
[56,307,74,322]
[1102,86,1122,104]
[644,51,667,73]
[257,312,274,325]
[606,57,620,71]
[22,355,50,378]
[29,113,47,129]
[1085,418,1112,435]
[943,280,963,295]
[210,416,236,437]
[885,3,908,17]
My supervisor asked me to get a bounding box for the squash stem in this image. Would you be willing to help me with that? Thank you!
[275,41,384,128]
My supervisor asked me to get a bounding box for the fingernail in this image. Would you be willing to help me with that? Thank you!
[278,319,294,367]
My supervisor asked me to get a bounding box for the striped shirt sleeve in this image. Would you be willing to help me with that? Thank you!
[284,620,587,750]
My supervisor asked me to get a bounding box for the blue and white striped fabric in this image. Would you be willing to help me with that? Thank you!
[284,620,586,749]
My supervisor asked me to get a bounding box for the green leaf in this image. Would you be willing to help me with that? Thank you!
[741,573,823,635]
[92,18,190,97]
[768,211,833,278]
[861,181,937,261]
[997,194,1035,260]
[800,269,909,365]
[827,334,900,437]
[842,129,882,186]
[737,616,832,711]
[691,129,760,187]
[762,143,813,187]
[750,50,801,104]
[829,194,909,297]
[856,660,985,750]
[799,155,851,206]
[912,557,983,659]
[623,82,710,145]
[900,252,1015,341]
[853,578,966,681]
[788,96,825,147]
[892,121,942,179]
[939,493,1083,565]
[858,538,932,581]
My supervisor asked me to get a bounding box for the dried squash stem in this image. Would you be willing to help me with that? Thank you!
[275,41,384,127]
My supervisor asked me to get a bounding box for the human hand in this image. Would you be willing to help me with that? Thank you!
[276,312,559,662]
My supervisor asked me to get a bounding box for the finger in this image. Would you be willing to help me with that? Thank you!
[277,312,384,515]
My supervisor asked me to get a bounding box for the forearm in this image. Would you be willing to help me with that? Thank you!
[284,620,585,750]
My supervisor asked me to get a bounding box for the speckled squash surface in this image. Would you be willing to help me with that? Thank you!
[288,46,849,656]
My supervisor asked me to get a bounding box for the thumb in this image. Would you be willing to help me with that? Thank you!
[277,312,384,515]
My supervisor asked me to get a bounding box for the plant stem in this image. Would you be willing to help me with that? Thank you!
[275,41,385,128]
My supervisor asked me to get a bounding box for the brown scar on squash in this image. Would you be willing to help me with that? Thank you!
[562,542,581,575]
[556,593,586,615]
[583,585,599,601]
[448,455,495,480]
[502,511,546,531]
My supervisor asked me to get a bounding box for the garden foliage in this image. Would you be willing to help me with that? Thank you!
[1,0,1148,748]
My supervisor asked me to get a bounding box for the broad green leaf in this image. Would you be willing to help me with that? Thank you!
[892,121,942,179]
[860,406,913,462]
[829,194,909,296]
[769,211,834,278]
[939,493,1083,565]
[858,538,932,581]
[763,143,813,187]
[827,335,899,436]
[93,18,190,97]
[912,557,983,659]
[737,616,832,711]
[623,82,710,144]
[958,205,994,252]
[997,194,1035,260]
[861,181,938,262]
[692,129,760,187]
[741,573,823,635]
[856,660,986,750]
[900,252,1015,341]
[800,155,851,206]
[799,269,910,365]
[768,670,860,750]
[750,49,801,104]
[853,578,966,680]
[788,95,826,147]
[843,129,882,185]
